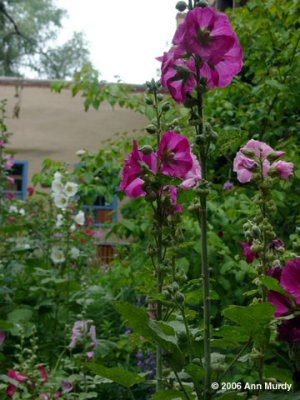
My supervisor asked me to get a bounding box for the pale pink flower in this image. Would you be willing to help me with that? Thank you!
[272,160,294,180]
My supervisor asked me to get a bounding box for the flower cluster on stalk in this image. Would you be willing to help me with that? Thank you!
[157,6,243,103]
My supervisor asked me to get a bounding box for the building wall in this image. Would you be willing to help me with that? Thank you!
[0,79,147,184]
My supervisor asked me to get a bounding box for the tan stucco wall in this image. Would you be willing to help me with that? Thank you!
[0,80,147,184]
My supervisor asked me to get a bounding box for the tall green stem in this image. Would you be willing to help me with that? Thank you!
[195,59,211,400]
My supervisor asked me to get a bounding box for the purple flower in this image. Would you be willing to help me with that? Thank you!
[173,7,236,63]
[157,131,193,179]
[278,316,300,344]
[61,380,73,393]
[223,180,234,190]
[272,160,294,180]
[69,321,87,349]
[240,242,257,264]
[120,140,156,198]
[179,154,202,189]
[280,258,300,304]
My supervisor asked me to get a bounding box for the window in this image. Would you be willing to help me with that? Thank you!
[4,160,28,200]
[82,194,118,226]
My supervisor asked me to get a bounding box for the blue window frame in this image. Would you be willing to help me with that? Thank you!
[3,160,28,200]
[82,193,118,226]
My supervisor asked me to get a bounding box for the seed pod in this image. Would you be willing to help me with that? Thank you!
[176,1,187,11]
[145,124,156,134]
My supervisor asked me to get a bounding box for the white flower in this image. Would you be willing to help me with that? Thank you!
[53,193,69,209]
[51,179,63,194]
[74,210,85,226]
[70,246,80,259]
[54,172,62,181]
[9,205,18,213]
[70,224,76,232]
[56,214,64,228]
[19,208,25,216]
[76,149,86,156]
[50,247,65,264]
[64,182,78,198]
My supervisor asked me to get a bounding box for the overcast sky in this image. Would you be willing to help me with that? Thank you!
[55,0,178,84]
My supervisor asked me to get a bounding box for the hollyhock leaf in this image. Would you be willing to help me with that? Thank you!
[86,364,144,388]
[152,390,186,399]
[8,309,33,323]
[261,276,288,296]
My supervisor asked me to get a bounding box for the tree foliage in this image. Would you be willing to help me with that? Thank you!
[0,0,91,78]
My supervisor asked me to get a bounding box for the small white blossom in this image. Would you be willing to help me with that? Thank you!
[70,247,80,259]
[9,206,18,213]
[51,179,63,194]
[74,210,85,226]
[19,208,25,216]
[54,172,62,181]
[64,182,78,198]
[50,247,65,264]
[53,193,69,209]
[56,214,64,228]
[76,149,86,156]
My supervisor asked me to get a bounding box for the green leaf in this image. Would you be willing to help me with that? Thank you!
[86,364,144,388]
[260,276,288,295]
[152,390,186,400]
[0,321,13,330]
[8,309,33,323]
[184,363,205,383]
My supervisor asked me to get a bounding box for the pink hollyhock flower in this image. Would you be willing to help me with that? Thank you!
[6,369,25,398]
[272,160,294,180]
[200,36,243,89]
[161,185,183,215]
[3,154,15,169]
[7,176,15,184]
[0,330,5,345]
[278,316,300,344]
[37,364,48,383]
[173,7,236,63]
[240,242,257,264]
[120,140,157,198]
[180,154,202,189]
[158,47,196,103]
[86,351,94,359]
[233,139,273,183]
[157,131,193,179]
[70,321,87,348]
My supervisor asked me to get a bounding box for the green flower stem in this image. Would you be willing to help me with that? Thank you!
[173,369,191,400]
[195,59,211,400]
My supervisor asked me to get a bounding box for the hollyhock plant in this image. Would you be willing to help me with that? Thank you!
[120,140,156,198]
[272,160,294,180]
[157,131,193,178]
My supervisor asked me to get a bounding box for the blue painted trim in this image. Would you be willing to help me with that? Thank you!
[3,160,28,200]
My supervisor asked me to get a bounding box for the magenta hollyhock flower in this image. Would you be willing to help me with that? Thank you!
[179,154,202,189]
[158,47,197,103]
[280,258,300,303]
[173,7,236,63]
[157,131,193,179]
[37,364,48,383]
[233,139,273,183]
[120,140,156,198]
[3,154,15,169]
[200,36,243,89]
[240,242,257,264]
[278,316,300,344]
[272,160,294,180]
[6,370,25,398]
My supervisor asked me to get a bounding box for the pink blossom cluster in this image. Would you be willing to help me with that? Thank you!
[120,131,201,210]
[158,6,243,103]
[267,258,300,343]
[233,139,294,183]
